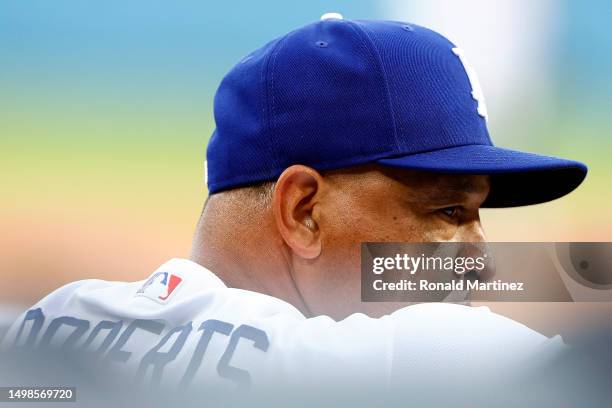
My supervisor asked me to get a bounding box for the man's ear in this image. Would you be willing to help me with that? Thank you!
[273,165,323,259]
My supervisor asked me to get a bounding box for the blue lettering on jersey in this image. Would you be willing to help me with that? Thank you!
[106,319,165,363]
[39,316,90,350]
[179,319,233,389]
[218,324,270,387]
[11,309,270,387]
[14,308,45,348]
[80,320,123,355]
[136,321,193,385]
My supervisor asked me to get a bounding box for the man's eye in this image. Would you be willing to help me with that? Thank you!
[439,206,459,218]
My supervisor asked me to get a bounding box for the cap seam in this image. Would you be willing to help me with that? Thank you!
[265,23,315,172]
[346,20,400,151]
[263,35,290,172]
[378,142,492,158]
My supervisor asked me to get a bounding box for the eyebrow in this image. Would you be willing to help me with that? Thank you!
[419,189,472,204]
[410,177,490,204]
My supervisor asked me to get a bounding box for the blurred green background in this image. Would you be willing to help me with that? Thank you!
[1,0,611,317]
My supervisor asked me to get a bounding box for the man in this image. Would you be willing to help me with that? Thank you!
[1,13,588,403]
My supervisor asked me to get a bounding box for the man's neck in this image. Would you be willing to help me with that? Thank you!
[190,225,311,317]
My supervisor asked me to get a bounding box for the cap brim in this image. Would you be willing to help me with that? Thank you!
[376,144,587,208]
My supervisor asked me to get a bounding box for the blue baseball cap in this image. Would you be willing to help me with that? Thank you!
[206,13,587,207]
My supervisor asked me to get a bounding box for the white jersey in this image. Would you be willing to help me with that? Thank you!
[1,258,564,394]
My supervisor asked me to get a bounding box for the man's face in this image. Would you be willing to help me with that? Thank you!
[295,165,491,319]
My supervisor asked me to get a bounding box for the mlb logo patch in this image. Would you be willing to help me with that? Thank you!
[136,271,183,303]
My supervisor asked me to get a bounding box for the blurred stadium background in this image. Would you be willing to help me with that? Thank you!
[1,0,611,339]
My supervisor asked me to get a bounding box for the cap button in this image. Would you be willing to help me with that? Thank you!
[320,12,343,21]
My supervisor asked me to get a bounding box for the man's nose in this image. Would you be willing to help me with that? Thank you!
[457,220,496,281]
[458,220,487,243]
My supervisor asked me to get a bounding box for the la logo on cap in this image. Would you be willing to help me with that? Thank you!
[452,47,488,121]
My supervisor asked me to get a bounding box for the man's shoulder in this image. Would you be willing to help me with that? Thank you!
[1,259,308,347]
[1,260,563,389]
[388,302,558,350]
[386,303,564,382]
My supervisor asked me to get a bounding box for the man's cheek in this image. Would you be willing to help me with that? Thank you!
[422,223,459,242]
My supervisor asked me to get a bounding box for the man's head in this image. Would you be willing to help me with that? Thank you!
[192,15,586,319]
[193,164,489,319]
